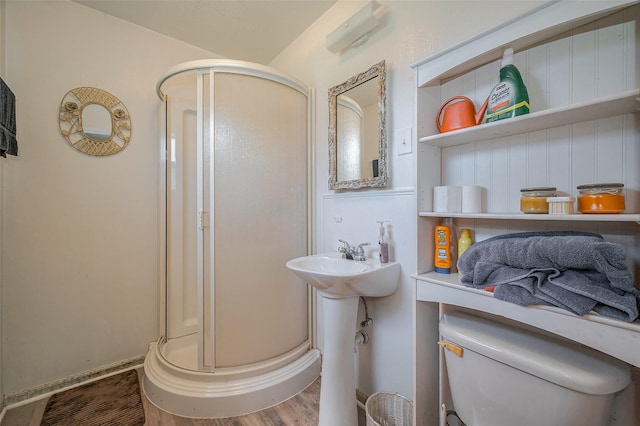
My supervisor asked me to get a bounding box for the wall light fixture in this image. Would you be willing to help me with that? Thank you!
[326,2,380,54]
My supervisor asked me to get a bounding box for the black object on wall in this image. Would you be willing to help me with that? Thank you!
[0,77,18,157]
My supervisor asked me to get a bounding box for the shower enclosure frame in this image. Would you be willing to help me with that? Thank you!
[143,59,320,418]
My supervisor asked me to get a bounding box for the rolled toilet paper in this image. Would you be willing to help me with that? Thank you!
[433,186,462,213]
[462,185,483,213]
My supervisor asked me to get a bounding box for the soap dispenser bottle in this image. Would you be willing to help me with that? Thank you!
[486,48,530,123]
[377,221,389,263]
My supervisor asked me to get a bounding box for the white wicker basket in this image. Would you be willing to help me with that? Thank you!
[365,392,413,426]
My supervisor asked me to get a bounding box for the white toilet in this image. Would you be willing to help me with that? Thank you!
[439,311,631,426]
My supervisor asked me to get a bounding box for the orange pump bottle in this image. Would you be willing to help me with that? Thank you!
[434,224,451,274]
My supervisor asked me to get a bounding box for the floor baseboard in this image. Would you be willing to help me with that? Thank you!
[3,355,145,409]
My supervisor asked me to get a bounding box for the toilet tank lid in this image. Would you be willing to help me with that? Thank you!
[439,312,630,395]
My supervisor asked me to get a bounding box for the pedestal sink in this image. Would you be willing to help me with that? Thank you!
[286,253,401,426]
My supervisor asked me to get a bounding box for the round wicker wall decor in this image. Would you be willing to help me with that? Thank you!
[59,87,131,156]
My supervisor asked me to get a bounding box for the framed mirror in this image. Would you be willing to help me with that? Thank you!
[59,87,131,156]
[328,60,386,190]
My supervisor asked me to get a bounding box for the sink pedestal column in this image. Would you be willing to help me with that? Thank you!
[319,296,359,426]
[285,253,400,425]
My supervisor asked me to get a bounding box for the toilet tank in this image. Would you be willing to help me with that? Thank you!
[439,312,630,426]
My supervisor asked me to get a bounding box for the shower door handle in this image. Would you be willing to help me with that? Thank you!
[198,210,209,230]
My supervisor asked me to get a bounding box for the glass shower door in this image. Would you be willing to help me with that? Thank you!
[160,67,310,373]
[212,72,309,367]
[163,70,202,371]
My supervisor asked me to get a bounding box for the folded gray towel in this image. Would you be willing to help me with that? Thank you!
[458,231,640,322]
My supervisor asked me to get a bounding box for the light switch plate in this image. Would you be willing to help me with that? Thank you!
[396,127,412,155]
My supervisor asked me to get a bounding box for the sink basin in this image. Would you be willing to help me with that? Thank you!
[286,252,400,299]
[286,252,401,425]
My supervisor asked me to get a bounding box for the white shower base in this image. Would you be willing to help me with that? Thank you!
[160,333,200,370]
[142,338,321,418]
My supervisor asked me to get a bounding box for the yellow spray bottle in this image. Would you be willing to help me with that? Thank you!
[458,229,473,257]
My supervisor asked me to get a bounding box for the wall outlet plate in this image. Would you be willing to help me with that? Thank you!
[396,127,412,155]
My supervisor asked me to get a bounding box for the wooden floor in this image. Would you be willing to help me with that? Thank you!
[143,377,322,426]
[2,369,366,426]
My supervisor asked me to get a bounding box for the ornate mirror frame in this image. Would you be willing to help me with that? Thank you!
[59,87,132,156]
[328,60,387,190]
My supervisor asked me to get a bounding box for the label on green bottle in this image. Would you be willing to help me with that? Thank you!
[486,79,530,122]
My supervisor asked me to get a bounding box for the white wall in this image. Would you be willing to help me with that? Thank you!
[272,0,546,410]
[2,0,221,395]
[0,0,549,407]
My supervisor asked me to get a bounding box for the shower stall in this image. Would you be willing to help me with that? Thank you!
[142,60,320,418]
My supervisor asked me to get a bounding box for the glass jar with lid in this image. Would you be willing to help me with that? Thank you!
[520,187,556,214]
[577,183,625,214]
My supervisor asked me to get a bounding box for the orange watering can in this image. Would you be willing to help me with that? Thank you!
[436,96,489,133]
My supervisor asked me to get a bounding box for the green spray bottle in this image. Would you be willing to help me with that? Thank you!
[485,48,530,123]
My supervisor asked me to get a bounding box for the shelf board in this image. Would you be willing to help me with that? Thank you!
[412,1,639,87]
[419,90,640,148]
[415,273,640,367]
[419,211,640,222]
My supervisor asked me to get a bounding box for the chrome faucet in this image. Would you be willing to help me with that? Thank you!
[338,239,370,261]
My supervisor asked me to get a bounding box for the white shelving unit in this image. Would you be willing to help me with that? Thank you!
[412,2,640,425]
[420,211,640,222]
[420,89,640,148]
[415,272,640,368]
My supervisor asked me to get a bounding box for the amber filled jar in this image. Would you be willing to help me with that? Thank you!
[577,183,625,214]
[520,187,556,214]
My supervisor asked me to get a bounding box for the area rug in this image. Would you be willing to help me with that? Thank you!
[40,369,145,426]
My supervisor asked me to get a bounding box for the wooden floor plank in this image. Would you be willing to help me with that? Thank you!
[2,369,367,426]
[141,376,321,425]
